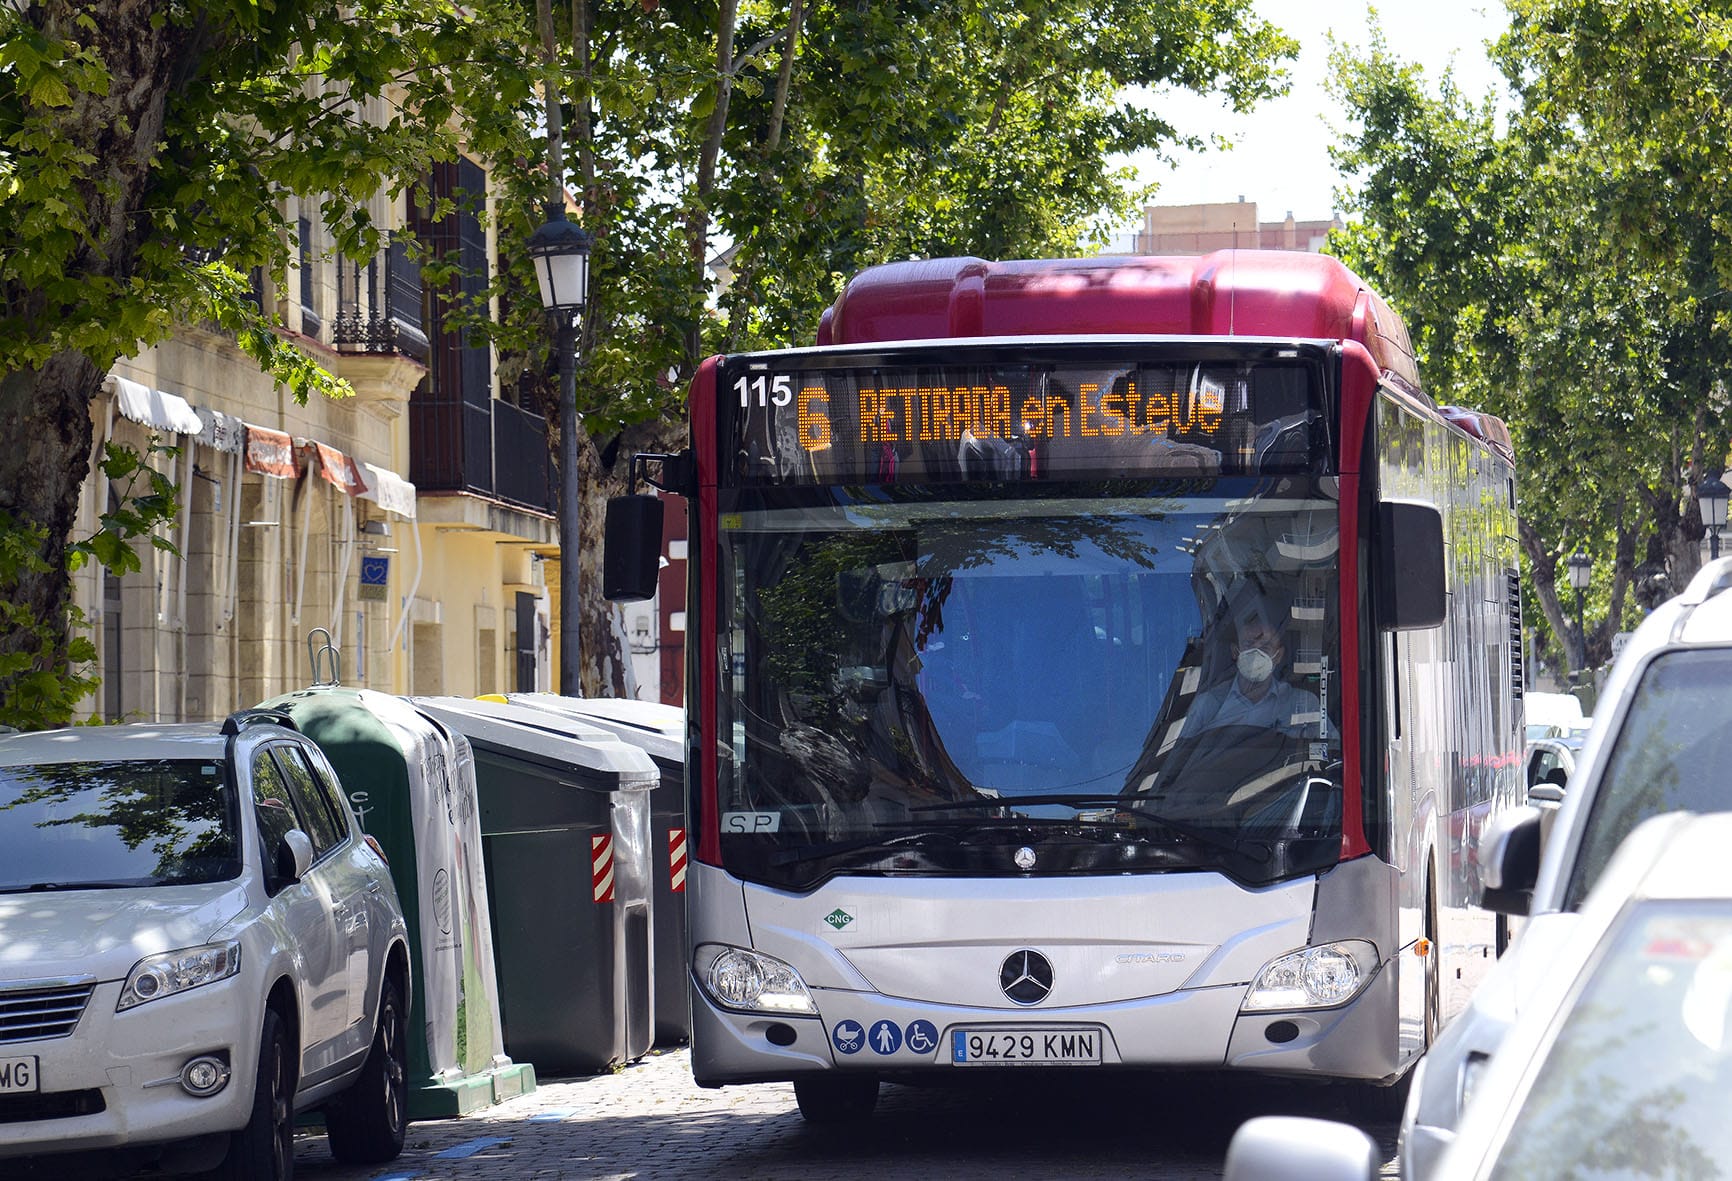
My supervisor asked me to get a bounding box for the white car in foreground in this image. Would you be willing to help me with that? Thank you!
[0,711,411,1179]
[1226,809,1732,1179]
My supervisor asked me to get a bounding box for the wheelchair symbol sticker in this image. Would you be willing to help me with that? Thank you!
[831,1020,865,1055]
[904,1019,938,1055]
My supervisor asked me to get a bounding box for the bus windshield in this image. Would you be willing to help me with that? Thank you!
[716,477,1344,890]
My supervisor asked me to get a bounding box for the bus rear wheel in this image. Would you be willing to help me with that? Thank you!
[794,1075,879,1123]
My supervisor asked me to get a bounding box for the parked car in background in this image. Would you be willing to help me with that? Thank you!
[1226,810,1732,1180]
[1522,689,1587,742]
[1522,732,1583,792]
[1399,554,1732,1178]
[0,711,412,1180]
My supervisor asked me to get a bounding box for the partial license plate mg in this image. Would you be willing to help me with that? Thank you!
[0,1056,38,1093]
[951,1028,1102,1066]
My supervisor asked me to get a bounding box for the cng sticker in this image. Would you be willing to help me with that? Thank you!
[824,908,854,930]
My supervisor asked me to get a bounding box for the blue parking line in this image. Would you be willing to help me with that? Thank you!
[433,1136,510,1159]
[528,1109,577,1121]
[367,1174,421,1181]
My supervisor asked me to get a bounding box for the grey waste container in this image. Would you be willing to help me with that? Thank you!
[412,696,659,1076]
[510,694,689,1045]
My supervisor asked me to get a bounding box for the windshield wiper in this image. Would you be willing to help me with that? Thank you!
[767,816,1072,867]
[913,793,1248,858]
[0,880,139,894]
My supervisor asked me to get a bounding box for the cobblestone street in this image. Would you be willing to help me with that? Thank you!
[294,1049,1401,1181]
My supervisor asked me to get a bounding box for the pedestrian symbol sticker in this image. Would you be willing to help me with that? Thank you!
[904,1019,938,1055]
[831,1020,865,1055]
[868,1019,902,1055]
[825,908,854,930]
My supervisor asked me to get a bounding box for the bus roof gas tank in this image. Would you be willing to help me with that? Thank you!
[816,251,1420,389]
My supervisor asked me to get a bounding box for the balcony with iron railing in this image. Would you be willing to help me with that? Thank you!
[327,233,431,417]
[333,234,429,360]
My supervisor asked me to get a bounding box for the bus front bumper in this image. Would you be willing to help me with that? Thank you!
[689,959,1400,1087]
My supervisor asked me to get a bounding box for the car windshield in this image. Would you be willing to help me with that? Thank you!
[0,759,241,890]
[1566,650,1732,909]
[716,478,1344,889]
[1488,901,1732,1179]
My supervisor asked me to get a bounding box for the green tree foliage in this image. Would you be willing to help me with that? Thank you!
[1327,8,1732,677]
[2,0,1295,716]
[1,0,546,725]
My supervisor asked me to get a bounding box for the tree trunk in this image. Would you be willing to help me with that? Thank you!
[0,358,101,685]
[2,3,202,719]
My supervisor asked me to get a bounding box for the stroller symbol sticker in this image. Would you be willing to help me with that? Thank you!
[831,1020,865,1055]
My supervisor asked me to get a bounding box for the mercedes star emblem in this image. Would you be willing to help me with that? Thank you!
[1000,949,1054,1005]
[1013,845,1037,870]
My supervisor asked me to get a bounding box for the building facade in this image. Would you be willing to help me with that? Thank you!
[76,161,558,722]
[1131,199,1342,256]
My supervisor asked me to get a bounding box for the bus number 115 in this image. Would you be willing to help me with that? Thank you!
[736,374,793,407]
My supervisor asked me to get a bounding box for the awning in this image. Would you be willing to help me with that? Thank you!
[302,440,367,496]
[244,424,300,478]
[357,461,417,518]
[105,375,203,435]
[194,407,246,454]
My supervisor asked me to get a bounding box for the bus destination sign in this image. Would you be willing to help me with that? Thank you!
[723,354,1320,485]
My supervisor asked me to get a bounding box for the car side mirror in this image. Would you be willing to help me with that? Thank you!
[1376,501,1446,630]
[1224,1116,1379,1181]
[275,829,314,885]
[1478,805,1542,915]
[1534,774,1567,797]
[604,494,664,602]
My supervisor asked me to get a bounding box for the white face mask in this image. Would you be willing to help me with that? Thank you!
[1237,647,1275,684]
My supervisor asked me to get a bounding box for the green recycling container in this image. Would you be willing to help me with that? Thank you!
[261,687,535,1117]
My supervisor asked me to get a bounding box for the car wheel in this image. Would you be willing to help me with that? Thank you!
[215,1008,295,1181]
[793,1075,879,1123]
[324,975,408,1164]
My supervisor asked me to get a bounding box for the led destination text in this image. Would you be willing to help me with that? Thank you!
[854,381,1223,450]
[736,372,1225,453]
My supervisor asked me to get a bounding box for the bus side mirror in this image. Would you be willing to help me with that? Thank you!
[604,494,664,602]
[1377,500,1446,630]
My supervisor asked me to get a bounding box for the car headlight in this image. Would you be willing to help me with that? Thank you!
[698,943,817,1015]
[1242,940,1376,1011]
[117,941,242,1012]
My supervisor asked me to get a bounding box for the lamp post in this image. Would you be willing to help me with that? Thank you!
[1566,550,1592,678]
[529,206,592,695]
[1698,471,1730,562]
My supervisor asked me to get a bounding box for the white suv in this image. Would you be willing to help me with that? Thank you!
[1399,555,1732,1178]
[0,709,411,1179]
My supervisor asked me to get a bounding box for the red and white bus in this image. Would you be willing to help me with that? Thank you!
[606,250,1523,1121]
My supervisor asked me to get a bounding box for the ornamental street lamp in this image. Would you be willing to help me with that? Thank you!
[1566,550,1592,677]
[529,206,593,694]
[1698,470,1730,561]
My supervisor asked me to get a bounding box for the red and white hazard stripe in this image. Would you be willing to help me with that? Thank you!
[668,827,687,894]
[591,834,615,903]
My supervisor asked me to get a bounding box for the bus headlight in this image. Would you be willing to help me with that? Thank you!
[1241,941,1376,1011]
[698,944,817,1015]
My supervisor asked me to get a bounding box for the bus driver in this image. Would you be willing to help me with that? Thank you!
[1184,607,1331,738]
